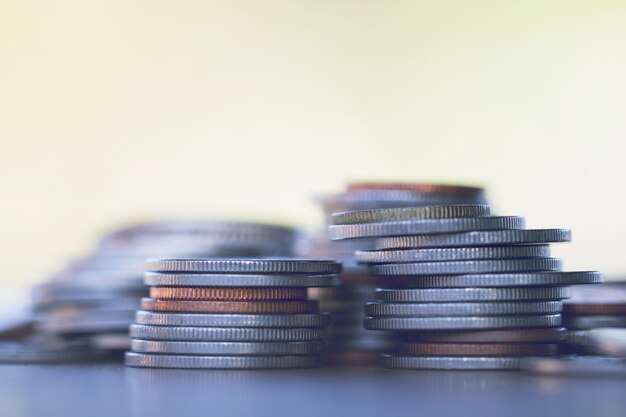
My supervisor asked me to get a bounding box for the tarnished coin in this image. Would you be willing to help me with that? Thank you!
[522,356,626,375]
[329,216,525,240]
[382,354,521,370]
[369,258,561,276]
[365,301,563,317]
[148,287,307,301]
[563,284,626,315]
[131,339,327,355]
[375,287,570,302]
[399,342,558,356]
[365,315,561,330]
[332,205,490,225]
[140,298,319,314]
[144,272,340,288]
[406,328,567,343]
[585,328,626,356]
[125,352,321,369]
[129,324,326,341]
[405,271,603,288]
[146,258,342,274]
[356,245,550,264]
[134,311,332,328]
[375,229,571,249]
[563,315,626,330]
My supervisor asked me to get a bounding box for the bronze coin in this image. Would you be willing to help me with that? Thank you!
[406,328,567,343]
[140,298,319,314]
[400,342,558,356]
[149,287,307,301]
[346,182,485,198]
[324,351,381,366]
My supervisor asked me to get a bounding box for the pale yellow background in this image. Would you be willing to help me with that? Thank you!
[1,1,625,285]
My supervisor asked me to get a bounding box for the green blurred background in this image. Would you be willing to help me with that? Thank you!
[1,1,625,284]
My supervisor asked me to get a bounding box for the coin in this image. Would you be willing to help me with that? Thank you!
[0,341,112,364]
[144,272,340,288]
[332,205,490,225]
[404,271,603,288]
[134,311,332,328]
[585,328,626,356]
[364,315,561,330]
[140,298,319,314]
[374,287,570,302]
[399,342,558,356]
[345,183,486,199]
[369,258,561,276]
[37,310,136,334]
[148,287,307,300]
[365,301,563,316]
[563,315,626,329]
[146,258,342,274]
[375,229,571,249]
[563,284,626,315]
[129,324,327,341]
[125,352,321,369]
[356,245,550,263]
[131,339,327,355]
[329,216,525,240]
[382,354,521,370]
[405,327,567,343]
[522,356,626,375]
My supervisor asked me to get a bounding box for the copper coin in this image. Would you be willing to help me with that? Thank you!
[563,284,626,315]
[346,182,486,198]
[400,342,558,356]
[149,287,307,301]
[140,298,318,314]
[324,351,381,366]
[406,328,567,343]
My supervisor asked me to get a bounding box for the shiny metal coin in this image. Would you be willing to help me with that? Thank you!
[332,205,490,225]
[365,301,562,316]
[131,339,327,355]
[522,356,626,375]
[129,324,327,341]
[406,327,567,343]
[144,272,340,287]
[365,314,561,330]
[329,216,524,240]
[134,311,331,328]
[89,333,131,350]
[375,229,571,249]
[125,352,321,369]
[375,287,570,302]
[369,258,561,276]
[356,245,550,263]
[382,354,521,370]
[0,341,112,364]
[563,315,626,330]
[146,258,341,274]
[406,271,603,288]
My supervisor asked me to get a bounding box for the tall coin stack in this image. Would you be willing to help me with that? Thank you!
[300,183,489,365]
[125,258,340,369]
[330,202,603,370]
[31,221,299,360]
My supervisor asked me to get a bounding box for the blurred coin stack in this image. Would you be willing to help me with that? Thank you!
[561,283,626,355]
[299,183,489,365]
[30,221,299,360]
[330,201,603,370]
[125,258,340,369]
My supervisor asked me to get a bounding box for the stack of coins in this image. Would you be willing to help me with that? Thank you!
[299,183,488,364]
[125,258,340,369]
[561,283,626,354]
[330,203,603,370]
[30,221,299,359]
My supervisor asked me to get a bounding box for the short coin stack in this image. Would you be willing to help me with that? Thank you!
[330,204,603,370]
[125,258,340,369]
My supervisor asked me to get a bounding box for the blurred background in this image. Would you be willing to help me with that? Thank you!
[1,0,625,287]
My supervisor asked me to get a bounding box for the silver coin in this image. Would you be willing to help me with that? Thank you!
[131,339,327,355]
[375,229,571,249]
[365,315,561,330]
[125,352,321,369]
[406,327,567,343]
[134,311,331,328]
[129,324,327,341]
[369,258,561,276]
[0,341,111,364]
[563,315,626,330]
[146,258,341,274]
[38,311,135,334]
[522,356,626,375]
[89,333,131,350]
[584,328,626,356]
[375,287,571,302]
[365,301,563,316]
[332,205,490,225]
[405,271,603,288]
[356,245,550,264]
[382,355,521,370]
[144,272,340,287]
[329,216,525,240]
